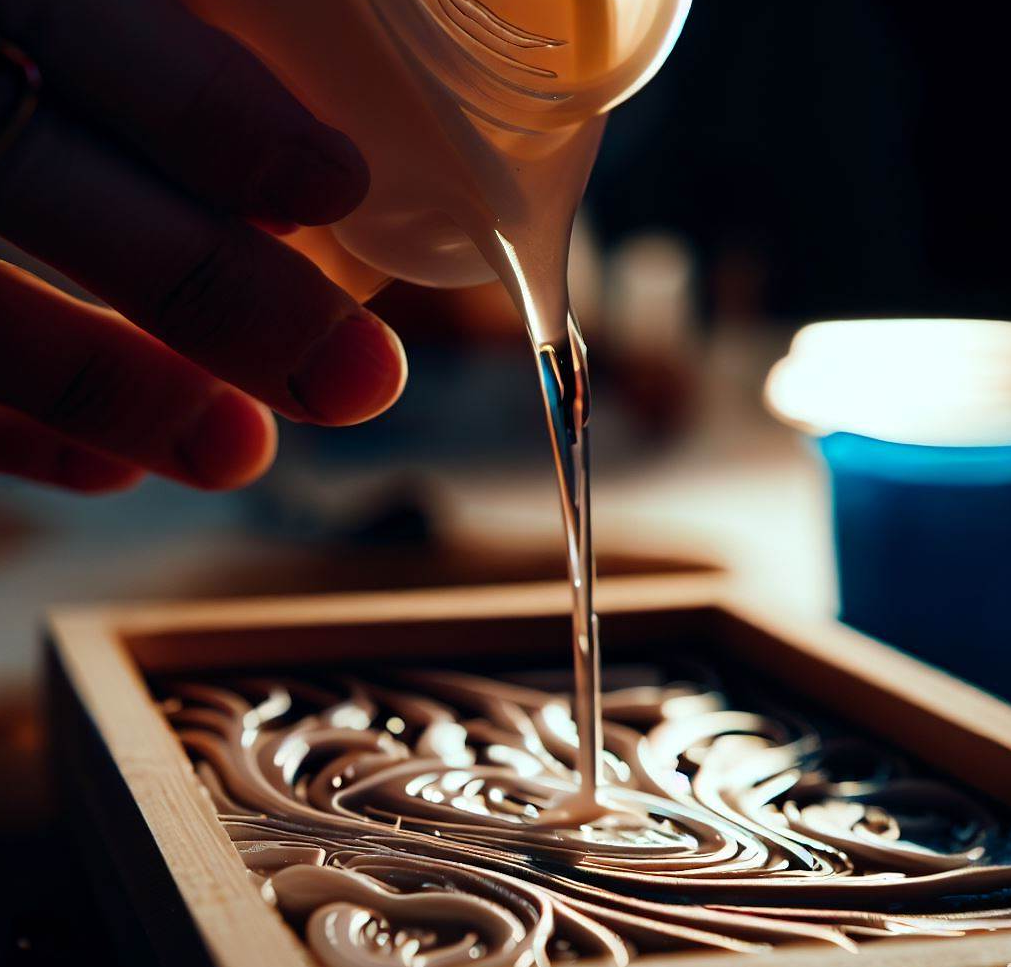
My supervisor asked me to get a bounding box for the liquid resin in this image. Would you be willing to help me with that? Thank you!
[161,664,1011,964]
[182,0,691,808]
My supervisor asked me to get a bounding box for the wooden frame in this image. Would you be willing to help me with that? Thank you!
[47,573,1011,967]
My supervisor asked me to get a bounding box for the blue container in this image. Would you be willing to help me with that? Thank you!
[819,432,1011,696]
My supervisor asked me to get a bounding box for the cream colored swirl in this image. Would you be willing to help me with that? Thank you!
[161,670,1011,964]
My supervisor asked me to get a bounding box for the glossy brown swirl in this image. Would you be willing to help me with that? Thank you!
[161,669,1011,964]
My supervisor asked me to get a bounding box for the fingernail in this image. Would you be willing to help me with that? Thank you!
[289,314,407,426]
[178,391,277,490]
[257,129,370,225]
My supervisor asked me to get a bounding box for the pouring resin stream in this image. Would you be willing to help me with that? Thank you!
[184,0,692,817]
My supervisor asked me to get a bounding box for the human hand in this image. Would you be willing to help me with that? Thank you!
[0,0,407,494]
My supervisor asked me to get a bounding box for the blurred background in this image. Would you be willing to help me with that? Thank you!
[4,6,1011,949]
[6,0,1011,716]
[6,1,1011,958]
[5,0,1011,670]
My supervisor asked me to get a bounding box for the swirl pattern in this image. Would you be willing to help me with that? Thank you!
[161,667,1011,964]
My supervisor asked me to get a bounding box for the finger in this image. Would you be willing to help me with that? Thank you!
[0,0,369,225]
[0,406,144,493]
[0,96,407,426]
[0,262,277,490]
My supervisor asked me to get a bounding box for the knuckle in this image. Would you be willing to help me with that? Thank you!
[166,39,311,208]
[172,42,249,135]
[169,43,271,182]
[154,229,257,360]
[42,349,134,437]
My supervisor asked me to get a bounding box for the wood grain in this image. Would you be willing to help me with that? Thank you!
[47,574,1011,967]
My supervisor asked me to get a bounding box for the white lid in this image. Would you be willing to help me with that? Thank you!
[765,319,1011,447]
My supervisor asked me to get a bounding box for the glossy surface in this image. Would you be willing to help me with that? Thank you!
[164,667,1011,964]
[186,0,689,288]
[184,0,693,806]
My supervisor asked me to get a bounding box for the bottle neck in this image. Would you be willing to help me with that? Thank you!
[285,226,391,303]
